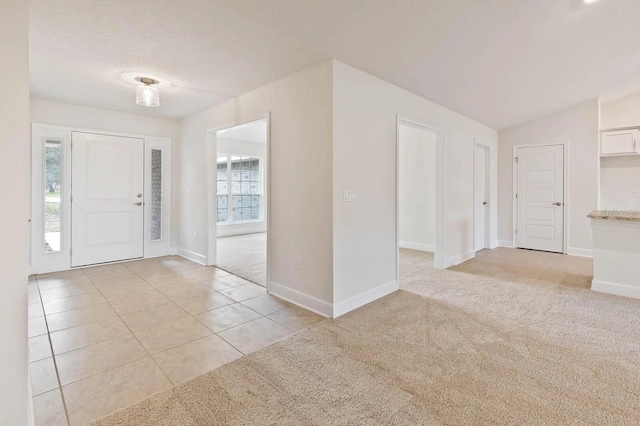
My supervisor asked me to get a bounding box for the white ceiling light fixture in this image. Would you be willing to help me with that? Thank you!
[121,72,171,108]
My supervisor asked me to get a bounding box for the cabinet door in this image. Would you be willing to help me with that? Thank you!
[601,130,638,155]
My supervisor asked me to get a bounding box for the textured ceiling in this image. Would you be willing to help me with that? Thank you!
[30,0,640,128]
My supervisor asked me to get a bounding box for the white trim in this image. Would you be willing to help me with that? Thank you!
[176,247,207,265]
[591,279,640,300]
[444,249,475,268]
[399,241,434,252]
[498,240,515,248]
[332,279,399,318]
[512,142,568,254]
[396,116,446,277]
[567,247,593,258]
[268,281,332,318]
[474,142,491,251]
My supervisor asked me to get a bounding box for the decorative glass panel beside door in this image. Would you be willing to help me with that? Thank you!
[44,139,62,252]
[216,155,262,224]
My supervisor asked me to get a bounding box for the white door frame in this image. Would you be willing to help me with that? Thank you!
[396,116,446,278]
[474,142,490,251]
[512,142,568,254]
[30,123,172,274]
[205,113,271,289]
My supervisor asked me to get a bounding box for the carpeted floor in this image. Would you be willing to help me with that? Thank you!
[216,233,266,286]
[94,251,640,425]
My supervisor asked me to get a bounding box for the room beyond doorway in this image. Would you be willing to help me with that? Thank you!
[211,117,269,287]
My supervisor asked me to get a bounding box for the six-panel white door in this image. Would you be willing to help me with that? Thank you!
[474,145,488,251]
[71,132,145,267]
[516,145,564,253]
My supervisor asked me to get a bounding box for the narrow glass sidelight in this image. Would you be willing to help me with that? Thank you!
[44,139,62,253]
[150,149,162,241]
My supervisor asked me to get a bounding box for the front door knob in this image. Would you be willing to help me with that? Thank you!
[133,202,142,206]
[552,202,562,206]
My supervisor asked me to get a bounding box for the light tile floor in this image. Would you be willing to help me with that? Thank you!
[400,247,593,289]
[29,256,325,426]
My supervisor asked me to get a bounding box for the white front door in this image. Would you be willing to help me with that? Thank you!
[71,132,144,267]
[516,145,564,253]
[474,145,488,251]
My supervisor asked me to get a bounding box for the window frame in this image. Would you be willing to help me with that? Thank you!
[216,154,264,225]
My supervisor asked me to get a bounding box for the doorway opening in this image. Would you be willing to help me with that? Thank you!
[396,117,445,283]
[209,117,269,287]
[474,143,490,252]
[513,143,566,254]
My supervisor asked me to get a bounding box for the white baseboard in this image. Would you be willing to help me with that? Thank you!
[176,247,207,265]
[567,247,593,258]
[591,279,640,300]
[333,279,399,318]
[443,249,475,268]
[399,241,434,252]
[268,281,332,318]
[498,240,514,248]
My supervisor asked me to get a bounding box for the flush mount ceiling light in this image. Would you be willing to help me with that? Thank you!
[121,72,171,108]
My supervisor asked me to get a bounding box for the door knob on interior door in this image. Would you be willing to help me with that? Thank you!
[133,202,142,206]
[482,201,488,205]
[552,202,562,206]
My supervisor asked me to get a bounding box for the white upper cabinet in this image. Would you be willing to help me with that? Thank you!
[600,129,639,156]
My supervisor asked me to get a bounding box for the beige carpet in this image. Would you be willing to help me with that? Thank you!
[94,257,640,425]
[216,233,266,286]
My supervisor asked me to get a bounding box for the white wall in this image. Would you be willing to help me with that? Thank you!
[498,99,599,255]
[398,123,436,251]
[30,98,181,247]
[600,94,640,210]
[216,137,268,237]
[332,61,498,309]
[179,61,334,314]
[601,92,640,129]
[0,1,30,424]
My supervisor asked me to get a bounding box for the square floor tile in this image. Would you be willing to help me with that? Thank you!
[120,302,190,332]
[174,291,235,315]
[50,316,131,354]
[99,282,162,301]
[133,317,212,354]
[194,303,262,333]
[29,302,45,319]
[30,357,59,396]
[37,275,92,291]
[153,281,213,301]
[218,283,266,302]
[171,263,207,274]
[28,291,42,305]
[135,267,182,282]
[187,267,230,282]
[55,335,147,386]
[29,316,48,338]
[29,335,53,362]
[153,335,242,385]
[218,317,292,354]
[33,388,68,426]
[37,269,86,280]
[217,275,254,287]
[46,303,117,333]
[108,291,171,316]
[42,292,107,315]
[39,282,98,302]
[241,294,292,316]
[268,305,325,332]
[82,263,131,276]
[63,357,171,426]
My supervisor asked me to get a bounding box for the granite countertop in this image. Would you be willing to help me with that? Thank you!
[588,210,640,222]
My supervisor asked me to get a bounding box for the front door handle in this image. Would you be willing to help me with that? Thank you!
[552,202,562,206]
[133,202,142,206]
[482,201,488,205]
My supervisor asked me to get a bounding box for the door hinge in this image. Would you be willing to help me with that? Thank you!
[515,192,518,199]
[70,195,73,203]
[515,156,518,163]
[515,229,518,235]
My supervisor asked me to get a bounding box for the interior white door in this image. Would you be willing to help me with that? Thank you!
[474,145,488,251]
[71,132,144,267]
[516,145,564,253]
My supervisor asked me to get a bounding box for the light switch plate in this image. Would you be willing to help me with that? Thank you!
[343,190,356,202]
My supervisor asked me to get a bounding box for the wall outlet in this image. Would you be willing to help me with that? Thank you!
[635,189,640,197]
[296,256,303,269]
[343,189,356,202]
